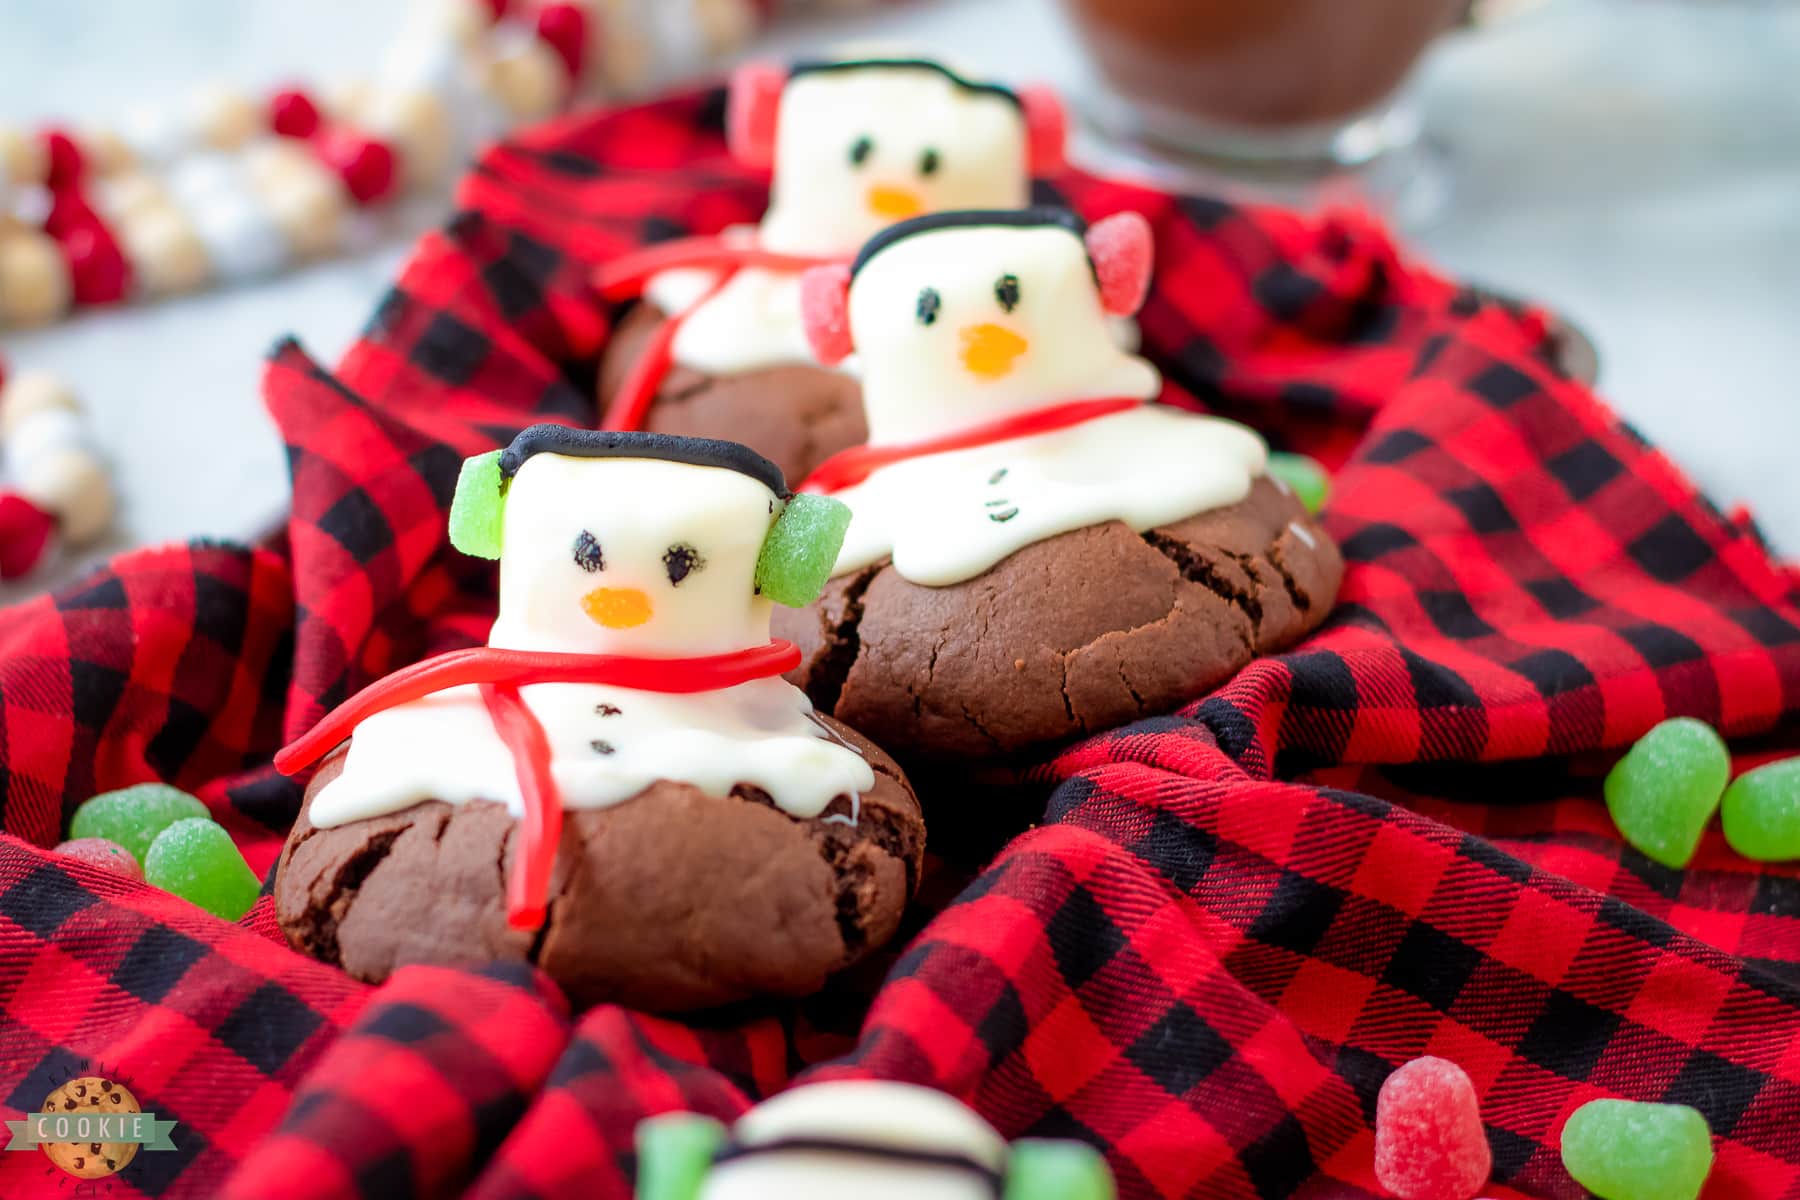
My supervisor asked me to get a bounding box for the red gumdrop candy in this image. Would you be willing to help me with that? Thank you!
[268,88,321,139]
[799,264,854,365]
[534,3,588,80]
[1374,1056,1492,1200]
[53,837,144,881]
[316,127,397,205]
[0,492,57,579]
[41,128,85,190]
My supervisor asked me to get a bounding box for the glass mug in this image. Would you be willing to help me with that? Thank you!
[1056,0,1463,168]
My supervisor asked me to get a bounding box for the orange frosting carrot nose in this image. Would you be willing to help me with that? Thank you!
[581,587,653,629]
[866,184,924,220]
[958,323,1029,379]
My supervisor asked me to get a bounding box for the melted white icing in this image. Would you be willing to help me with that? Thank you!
[831,405,1267,585]
[643,62,1032,376]
[1288,519,1316,549]
[313,454,875,827]
[308,677,870,827]
[823,221,1269,585]
[701,1082,1005,1200]
[647,259,853,377]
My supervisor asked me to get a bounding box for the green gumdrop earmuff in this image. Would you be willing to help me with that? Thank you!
[754,493,852,607]
[1003,1139,1116,1200]
[448,449,506,559]
[447,448,852,609]
[635,1113,725,1200]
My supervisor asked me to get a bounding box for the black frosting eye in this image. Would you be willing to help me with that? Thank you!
[919,147,941,176]
[849,136,873,167]
[663,544,704,586]
[572,530,604,572]
[916,287,941,326]
[995,273,1021,313]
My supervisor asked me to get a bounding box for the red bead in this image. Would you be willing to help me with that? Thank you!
[534,3,588,81]
[315,127,397,205]
[40,128,85,190]
[268,88,321,139]
[0,491,57,579]
[480,0,510,20]
[58,215,132,305]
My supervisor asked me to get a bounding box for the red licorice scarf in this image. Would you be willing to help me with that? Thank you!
[275,640,801,928]
[799,396,1144,493]
[594,236,842,432]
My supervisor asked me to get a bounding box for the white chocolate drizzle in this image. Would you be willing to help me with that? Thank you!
[309,454,874,829]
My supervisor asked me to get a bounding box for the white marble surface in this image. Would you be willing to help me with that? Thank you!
[1,0,1795,601]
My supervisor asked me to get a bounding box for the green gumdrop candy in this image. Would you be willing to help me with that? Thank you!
[144,818,262,921]
[1721,757,1800,861]
[1603,717,1730,868]
[70,783,209,866]
[448,449,505,559]
[1267,452,1330,513]
[1003,1139,1117,1200]
[1560,1099,1712,1200]
[634,1113,724,1200]
[756,493,853,607]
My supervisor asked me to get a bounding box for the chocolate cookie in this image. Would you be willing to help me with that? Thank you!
[599,301,867,485]
[775,476,1341,762]
[275,716,923,1012]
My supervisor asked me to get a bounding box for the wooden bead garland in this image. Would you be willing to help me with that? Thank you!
[0,0,773,328]
[0,359,115,578]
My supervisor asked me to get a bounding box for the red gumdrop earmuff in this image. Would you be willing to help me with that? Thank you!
[1017,85,1069,177]
[727,61,785,168]
[1085,211,1154,316]
[800,263,856,365]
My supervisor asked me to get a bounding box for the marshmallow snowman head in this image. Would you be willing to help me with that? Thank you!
[800,208,1159,445]
[730,56,1067,257]
[636,1081,1116,1200]
[449,427,849,657]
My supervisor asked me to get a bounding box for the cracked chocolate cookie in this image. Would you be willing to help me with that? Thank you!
[776,476,1340,762]
[277,718,923,1012]
[599,301,867,484]
[775,209,1345,766]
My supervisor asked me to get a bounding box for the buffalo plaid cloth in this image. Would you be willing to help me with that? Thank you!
[2,88,1798,1200]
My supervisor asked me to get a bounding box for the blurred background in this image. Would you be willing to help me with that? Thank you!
[0,0,1795,597]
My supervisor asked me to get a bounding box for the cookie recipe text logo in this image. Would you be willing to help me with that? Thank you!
[6,1075,177,1183]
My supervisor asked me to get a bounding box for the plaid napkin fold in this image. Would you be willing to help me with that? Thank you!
[1,88,1797,1199]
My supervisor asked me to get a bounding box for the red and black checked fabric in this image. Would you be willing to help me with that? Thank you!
[3,87,1799,1199]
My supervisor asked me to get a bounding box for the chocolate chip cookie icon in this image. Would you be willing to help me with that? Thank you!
[37,1076,140,1179]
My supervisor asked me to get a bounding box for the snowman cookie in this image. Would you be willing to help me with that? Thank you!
[636,1081,1115,1200]
[596,53,1067,483]
[771,208,1343,763]
[274,428,923,1011]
